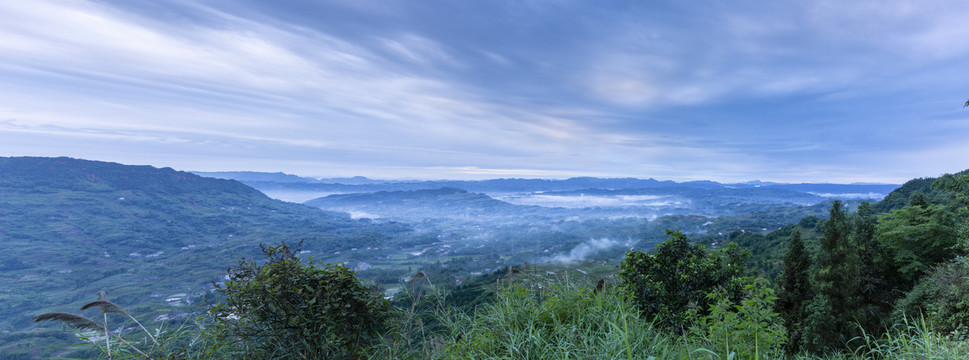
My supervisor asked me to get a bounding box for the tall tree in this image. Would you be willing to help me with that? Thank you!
[853,201,890,336]
[807,200,860,351]
[776,228,812,353]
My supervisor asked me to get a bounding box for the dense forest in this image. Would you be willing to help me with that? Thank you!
[3,158,968,359]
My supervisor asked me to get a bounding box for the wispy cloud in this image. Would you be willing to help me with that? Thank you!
[1,0,967,182]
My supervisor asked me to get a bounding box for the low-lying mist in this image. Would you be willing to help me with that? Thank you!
[494,193,677,208]
[540,237,635,264]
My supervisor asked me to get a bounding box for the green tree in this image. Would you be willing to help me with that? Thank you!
[805,200,860,352]
[776,228,812,353]
[211,241,393,359]
[619,230,749,329]
[932,172,969,250]
[877,201,960,288]
[853,201,891,336]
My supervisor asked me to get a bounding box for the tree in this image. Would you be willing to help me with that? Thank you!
[776,228,812,353]
[619,230,750,329]
[211,241,393,359]
[877,201,960,288]
[805,200,860,351]
[853,201,891,335]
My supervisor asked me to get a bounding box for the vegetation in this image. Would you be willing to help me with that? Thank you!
[618,230,750,329]
[10,158,969,359]
[210,241,394,359]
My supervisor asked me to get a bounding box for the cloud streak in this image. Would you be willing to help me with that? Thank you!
[1,0,968,182]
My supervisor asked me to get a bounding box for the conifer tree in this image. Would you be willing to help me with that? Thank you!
[776,228,812,353]
[853,201,889,335]
[807,200,860,351]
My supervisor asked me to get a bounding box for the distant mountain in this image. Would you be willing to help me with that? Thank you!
[192,171,321,183]
[728,182,900,199]
[207,171,899,204]
[304,187,573,222]
[0,157,412,333]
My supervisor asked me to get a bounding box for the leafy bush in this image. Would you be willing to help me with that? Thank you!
[211,241,393,359]
[894,256,969,337]
[690,280,787,360]
[619,230,750,329]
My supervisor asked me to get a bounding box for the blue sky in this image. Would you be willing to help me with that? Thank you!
[1,0,968,183]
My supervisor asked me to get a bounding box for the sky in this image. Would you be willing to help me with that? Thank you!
[1,0,968,183]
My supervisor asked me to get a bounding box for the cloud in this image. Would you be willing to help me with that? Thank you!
[1,0,968,183]
[541,238,631,264]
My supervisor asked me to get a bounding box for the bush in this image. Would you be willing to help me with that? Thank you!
[211,241,393,359]
[894,256,969,337]
[689,279,787,360]
[619,230,750,329]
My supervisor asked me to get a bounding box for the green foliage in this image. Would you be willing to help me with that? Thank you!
[808,200,861,352]
[874,177,940,213]
[619,230,750,329]
[877,202,961,287]
[853,315,969,359]
[800,295,840,355]
[894,257,969,337]
[689,280,787,360]
[211,241,394,359]
[853,201,892,337]
[443,278,680,359]
[776,228,812,352]
[932,173,969,250]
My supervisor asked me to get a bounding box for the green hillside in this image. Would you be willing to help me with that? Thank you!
[0,157,413,354]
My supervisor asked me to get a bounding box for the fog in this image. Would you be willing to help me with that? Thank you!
[808,192,887,199]
[541,238,634,264]
[494,193,677,208]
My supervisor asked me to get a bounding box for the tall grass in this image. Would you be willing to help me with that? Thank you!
[847,315,969,360]
[34,284,969,359]
[434,275,682,359]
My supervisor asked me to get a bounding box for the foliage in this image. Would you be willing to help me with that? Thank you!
[853,201,891,337]
[852,315,969,359]
[689,279,787,360]
[619,230,750,329]
[932,173,969,250]
[807,200,860,352]
[442,277,681,359]
[29,291,218,359]
[877,202,961,288]
[799,295,840,355]
[894,256,969,337]
[210,241,394,359]
[776,228,812,352]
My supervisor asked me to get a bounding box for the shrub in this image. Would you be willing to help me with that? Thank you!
[619,230,750,329]
[894,256,969,337]
[689,279,787,360]
[211,241,393,359]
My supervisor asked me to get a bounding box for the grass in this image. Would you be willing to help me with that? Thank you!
[26,270,969,360]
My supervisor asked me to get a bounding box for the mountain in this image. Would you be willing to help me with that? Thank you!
[304,187,535,221]
[191,171,322,183]
[206,172,899,205]
[0,157,413,334]
[873,169,969,213]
